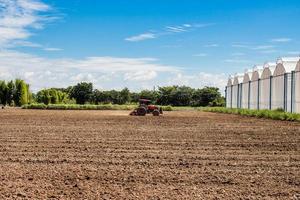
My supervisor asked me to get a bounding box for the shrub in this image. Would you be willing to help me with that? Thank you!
[162,105,173,111]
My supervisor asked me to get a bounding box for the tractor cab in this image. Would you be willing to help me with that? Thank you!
[139,99,152,106]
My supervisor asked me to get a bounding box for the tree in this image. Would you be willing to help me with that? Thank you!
[108,90,121,104]
[157,86,176,105]
[0,81,8,106]
[57,90,68,103]
[69,82,93,104]
[37,90,50,105]
[49,89,59,104]
[92,89,108,104]
[26,84,33,104]
[192,87,222,107]
[130,92,140,103]
[119,88,131,104]
[14,79,28,106]
[139,90,158,103]
[37,89,69,105]
[6,81,15,106]
[170,86,194,106]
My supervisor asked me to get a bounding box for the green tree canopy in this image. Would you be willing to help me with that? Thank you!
[36,89,69,105]
[192,87,223,107]
[14,79,29,106]
[0,81,8,106]
[69,82,93,104]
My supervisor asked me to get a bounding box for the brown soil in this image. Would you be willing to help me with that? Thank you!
[0,109,299,199]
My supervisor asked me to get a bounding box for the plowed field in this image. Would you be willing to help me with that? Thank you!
[0,109,299,199]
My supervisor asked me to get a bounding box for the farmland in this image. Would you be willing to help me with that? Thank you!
[0,109,299,199]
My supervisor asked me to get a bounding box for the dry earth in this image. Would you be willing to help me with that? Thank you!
[0,109,299,199]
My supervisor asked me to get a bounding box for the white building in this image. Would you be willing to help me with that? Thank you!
[226,78,233,108]
[250,66,263,110]
[295,59,300,113]
[241,70,252,109]
[226,56,300,113]
[260,62,276,110]
[272,57,298,111]
[232,74,243,108]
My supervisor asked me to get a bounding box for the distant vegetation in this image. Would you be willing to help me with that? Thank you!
[22,104,174,111]
[203,107,300,121]
[0,80,225,108]
[0,79,32,107]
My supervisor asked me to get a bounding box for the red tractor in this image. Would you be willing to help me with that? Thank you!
[130,99,163,116]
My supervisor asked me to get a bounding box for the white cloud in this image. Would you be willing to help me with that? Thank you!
[193,53,208,57]
[259,49,277,54]
[183,24,191,27]
[44,47,63,51]
[225,59,251,63]
[10,40,42,47]
[24,71,35,79]
[17,0,49,11]
[0,67,13,80]
[166,72,227,93]
[271,38,292,43]
[0,50,180,91]
[125,23,214,42]
[0,0,51,48]
[124,70,157,81]
[251,45,275,50]
[165,26,187,33]
[0,50,227,92]
[231,44,249,48]
[204,44,219,47]
[71,73,97,83]
[232,43,278,53]
[125,33,156,42]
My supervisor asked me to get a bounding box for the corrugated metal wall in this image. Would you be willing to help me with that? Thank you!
[259,78,270,110]
[226,72,300,113]
[271,75,284,110]
[250,81,258,110]
[225,58,300,113]
[226,86,232,108]
[241,82,249,109]
[231,85,238,108]
[225,71,300,113]
[294,71,300,113]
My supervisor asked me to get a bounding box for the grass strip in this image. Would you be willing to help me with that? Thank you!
[202,107,300,121]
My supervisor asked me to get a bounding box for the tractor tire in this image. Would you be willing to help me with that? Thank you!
[137,107,147,116]
[152,109,160,116]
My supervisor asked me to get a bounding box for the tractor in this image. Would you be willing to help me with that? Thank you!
[130,99,163,116]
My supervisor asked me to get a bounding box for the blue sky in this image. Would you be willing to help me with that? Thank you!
[0,0,300,92]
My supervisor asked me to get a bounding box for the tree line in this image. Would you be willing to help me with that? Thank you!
[0,79,32,106]
[0,80,225,107]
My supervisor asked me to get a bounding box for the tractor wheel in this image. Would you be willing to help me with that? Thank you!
[137,107,147,116]
[152,109,160,116]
